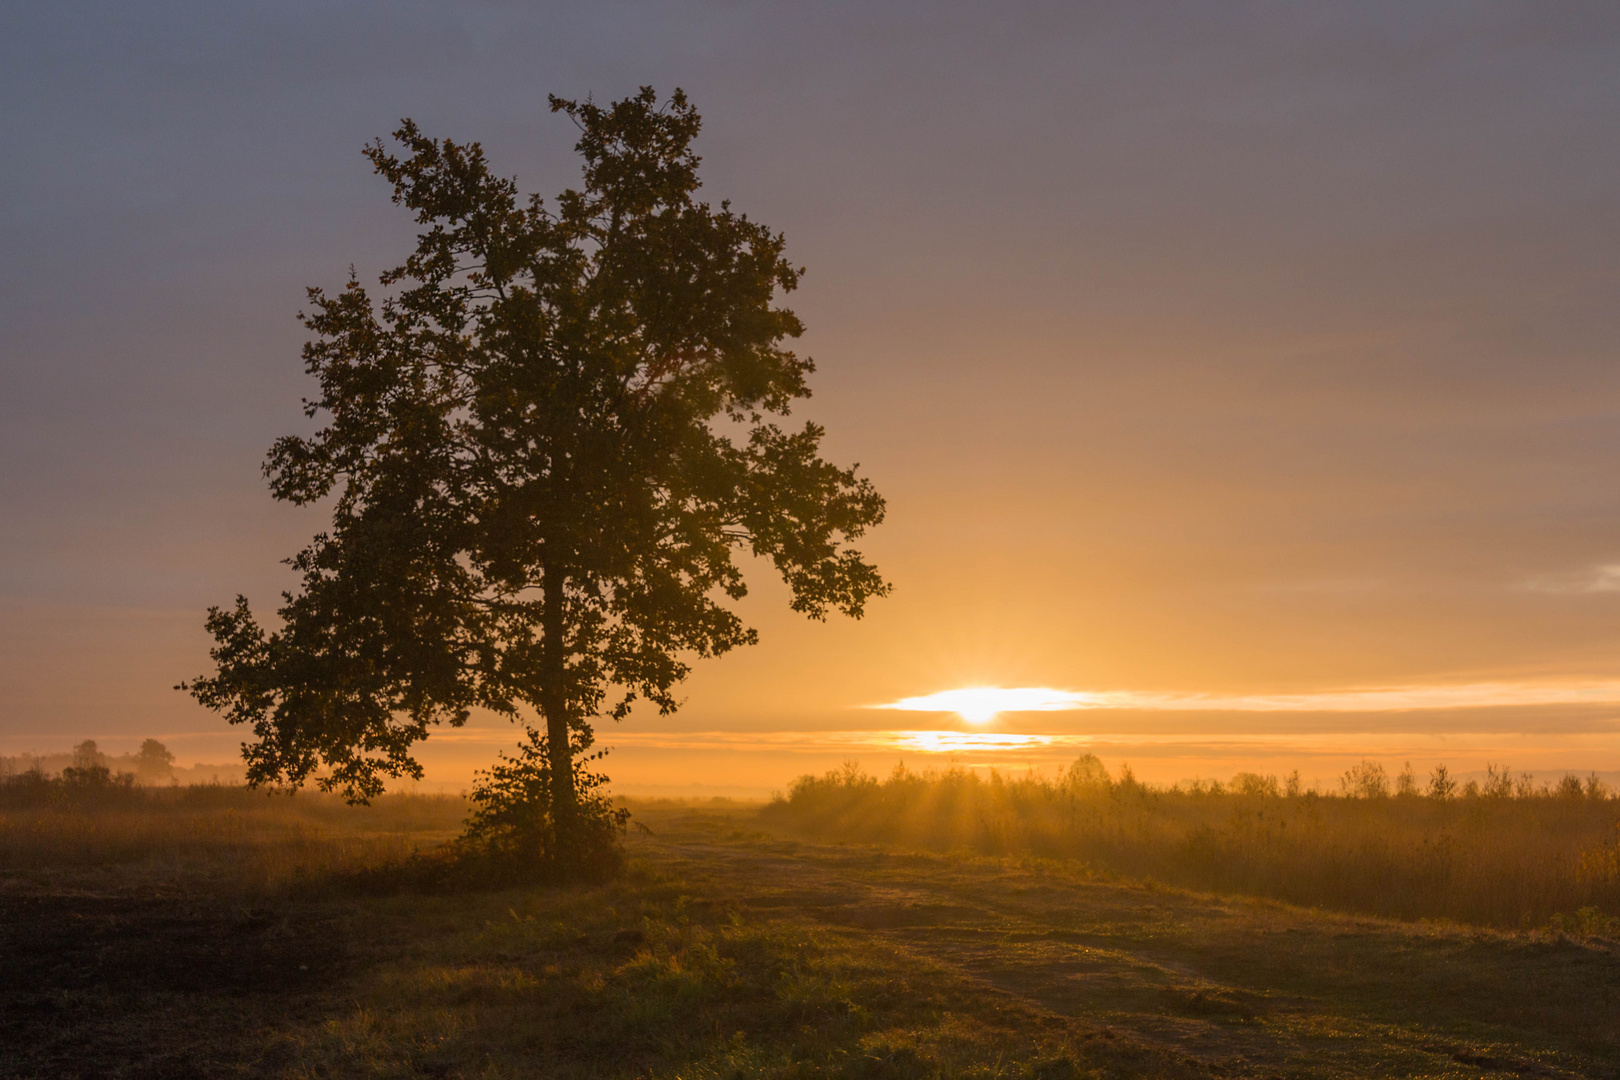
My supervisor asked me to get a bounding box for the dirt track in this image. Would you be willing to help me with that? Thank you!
[635,813,1620,1079]
[3,808,1618,1078]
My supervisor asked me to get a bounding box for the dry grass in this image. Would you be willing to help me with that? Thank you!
[760,761,1620,928]
[4,798,1620,1078]
[0,776,467,893]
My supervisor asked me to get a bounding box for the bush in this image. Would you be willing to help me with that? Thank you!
[0,764,139,808]
[1231,772,1280,798]
[459,728,629,882]
[1340,759,1389,798]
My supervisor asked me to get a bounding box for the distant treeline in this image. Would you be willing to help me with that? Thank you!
[0,740,246,786]
[762,756,1620,929]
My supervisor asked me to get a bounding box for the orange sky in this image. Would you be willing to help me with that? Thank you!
[5,5,1620,793]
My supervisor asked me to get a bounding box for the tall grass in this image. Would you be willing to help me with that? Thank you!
[761,758,1620,928]
[0,770,467,892]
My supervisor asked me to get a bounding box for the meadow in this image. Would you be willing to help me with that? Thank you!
[2,767,1619,1078]
[761,759,1620,929]
[0,769,464,892]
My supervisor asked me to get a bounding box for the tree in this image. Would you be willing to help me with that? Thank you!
[1427,763,1455,800]
[1395,760,1418,797]
[62,739,119,788]
[1339,759,1389,799]
[135,738,175,780]
[183,88,889,862]
[70,740,103,770]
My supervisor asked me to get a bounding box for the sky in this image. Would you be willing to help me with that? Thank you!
[5,2,1620,794]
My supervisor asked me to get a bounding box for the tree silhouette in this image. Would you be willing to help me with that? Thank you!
[135,738,175,780]
[183,88,888,859]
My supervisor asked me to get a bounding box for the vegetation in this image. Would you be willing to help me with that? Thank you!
[2,738,187,785]
[5,796,1619,1078]
[182,87,887,872]
[0,769,463,889]
[458,728,629,882]
[763,757,1620,929]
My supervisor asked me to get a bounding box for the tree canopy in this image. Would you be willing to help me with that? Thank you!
[184,88,889,842]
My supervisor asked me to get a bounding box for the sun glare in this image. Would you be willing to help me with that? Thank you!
[896,731,1055,753]
[874,687,1093,724]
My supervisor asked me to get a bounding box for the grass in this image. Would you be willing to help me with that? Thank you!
[0,774,466,892]
[760,760,1620,929]
[3,782,1620,1077]
[259,862,1100,1079]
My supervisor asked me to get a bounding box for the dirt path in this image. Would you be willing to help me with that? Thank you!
[632,819,1620,1079]
[4,809,1616,1079]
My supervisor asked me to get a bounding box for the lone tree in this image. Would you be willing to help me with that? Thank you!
[135,738,176,781]
[183,88,888,866]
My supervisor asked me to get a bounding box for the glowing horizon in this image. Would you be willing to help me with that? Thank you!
[873,687,1091,723]
[873,680,1620,720]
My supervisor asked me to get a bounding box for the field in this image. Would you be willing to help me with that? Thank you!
[2,782,1619,1078]
[762,762,1620,928]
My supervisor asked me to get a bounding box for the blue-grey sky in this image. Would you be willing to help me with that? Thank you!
[6,2,1620,785]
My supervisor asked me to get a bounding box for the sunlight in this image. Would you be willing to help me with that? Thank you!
[867,680,1620,722]
[873,687,1095,724]
[895,731,1055,754]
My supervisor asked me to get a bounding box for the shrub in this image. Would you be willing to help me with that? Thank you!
[1484,763,1517,799]
[1231,772,1280,798]
[0,764,139,808]
[1340,759,1389,798]
[460,728,629,882]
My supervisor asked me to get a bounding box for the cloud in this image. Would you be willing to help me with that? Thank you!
[872,687,1091,722]
[1520,565,1620,594]
[873,682,1620,714]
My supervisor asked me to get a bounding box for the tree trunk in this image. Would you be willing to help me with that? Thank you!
[541,566,577,842]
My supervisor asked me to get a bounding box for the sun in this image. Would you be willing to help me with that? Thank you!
[942,689,1010,724]
[873,686,1093,725]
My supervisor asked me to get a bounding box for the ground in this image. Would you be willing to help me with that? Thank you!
[1,803,1616,1079]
